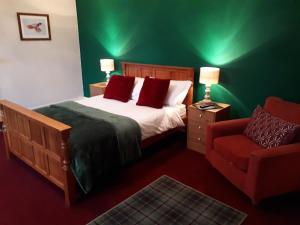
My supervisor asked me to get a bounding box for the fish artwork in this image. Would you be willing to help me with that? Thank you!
[27,22,42,32]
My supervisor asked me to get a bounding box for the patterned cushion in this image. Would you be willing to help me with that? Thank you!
[244,106,300,148]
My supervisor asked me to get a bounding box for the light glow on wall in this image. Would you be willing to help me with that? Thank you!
[90,1,147,57]
[212,84,250,117]
[176,0,290,65]
[94,20,139,57]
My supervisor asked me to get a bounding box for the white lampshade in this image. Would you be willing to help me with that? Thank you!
[199,67,220,85]
[100,59,114,72]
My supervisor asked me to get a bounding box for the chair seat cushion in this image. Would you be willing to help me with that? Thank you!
[214,135,263,171]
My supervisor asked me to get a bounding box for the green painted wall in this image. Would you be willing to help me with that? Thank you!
[76,0,300,118]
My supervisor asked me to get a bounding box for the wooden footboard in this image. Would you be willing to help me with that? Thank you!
[0,100,77,206]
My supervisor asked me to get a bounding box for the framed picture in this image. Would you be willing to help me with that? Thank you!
[17,12,51,41]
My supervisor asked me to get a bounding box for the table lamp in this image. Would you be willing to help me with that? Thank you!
[199,67,220,102]
[100,59,114,82]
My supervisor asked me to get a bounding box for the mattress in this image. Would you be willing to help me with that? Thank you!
[76,96,186,140]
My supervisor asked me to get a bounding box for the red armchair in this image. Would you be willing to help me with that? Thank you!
[206,97,300,204]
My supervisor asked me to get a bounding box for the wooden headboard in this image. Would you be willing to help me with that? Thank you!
[122,62,194,106]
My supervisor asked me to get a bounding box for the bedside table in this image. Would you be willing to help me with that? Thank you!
[89,82,107,96]
[187,102,230,154]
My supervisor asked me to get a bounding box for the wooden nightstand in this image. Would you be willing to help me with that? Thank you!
[187,102,230,154]
[89,82,107,96]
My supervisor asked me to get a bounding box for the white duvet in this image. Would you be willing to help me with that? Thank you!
[76,96,185,140]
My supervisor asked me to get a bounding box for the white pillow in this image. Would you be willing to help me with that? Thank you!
[131,77,144,100]
[164,80,192,106]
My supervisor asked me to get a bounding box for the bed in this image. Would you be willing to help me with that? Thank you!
[0,62,194,206]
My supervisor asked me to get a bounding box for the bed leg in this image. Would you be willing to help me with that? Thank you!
[0,107,10,159]
[63,167,78,207]
[61,133,79,207]
[1,123,10,159]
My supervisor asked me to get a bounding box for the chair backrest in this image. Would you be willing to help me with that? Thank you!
[264,97,300,124]
[264,96,300,142]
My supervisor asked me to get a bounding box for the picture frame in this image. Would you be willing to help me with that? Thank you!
[17,12,51,41]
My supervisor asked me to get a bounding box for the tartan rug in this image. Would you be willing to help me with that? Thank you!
[88,175,247,225]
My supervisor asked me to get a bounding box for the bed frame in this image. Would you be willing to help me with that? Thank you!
[0,62,194,206]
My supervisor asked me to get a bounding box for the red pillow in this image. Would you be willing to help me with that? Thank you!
[103,75,135,102]
[244,105,300,148]
[136,77,170,108]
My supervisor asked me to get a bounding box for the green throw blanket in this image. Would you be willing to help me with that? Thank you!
[35,101,141,193]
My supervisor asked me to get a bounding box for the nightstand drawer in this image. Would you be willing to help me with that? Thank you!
[187,139,206,154]
[188,116,211,125]
[188,131,206,144]
[188,109,214,123]
[188,134,205,144]
[188,119,209,131]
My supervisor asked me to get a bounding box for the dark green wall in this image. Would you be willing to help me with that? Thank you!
[76,0,300,118]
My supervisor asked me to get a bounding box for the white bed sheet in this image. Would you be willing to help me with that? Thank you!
[76,96,186,140]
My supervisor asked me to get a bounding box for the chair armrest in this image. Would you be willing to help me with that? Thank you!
[246,143,300,201]
[206,118,251,158]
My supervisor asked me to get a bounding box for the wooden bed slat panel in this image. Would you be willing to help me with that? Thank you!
[49,159,65,188]
[44,129,61,155]
[34,145,50,175]
[16,114,29,137]
[29,121,44,146]
[154,69,172,78]
[6,109,18,133]
[9,132,21,155]
[21,139,35,166]
[141,69,152,77]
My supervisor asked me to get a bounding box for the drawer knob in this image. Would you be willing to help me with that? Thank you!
[199,114,202,118]
[197,137,201,141]
[198,125,201,129]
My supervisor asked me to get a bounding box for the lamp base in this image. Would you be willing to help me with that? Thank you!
[202,98,212,103]
[105,72,111,82]
[202,84,212,102]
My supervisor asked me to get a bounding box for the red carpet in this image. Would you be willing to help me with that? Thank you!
[0,132,299,225]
